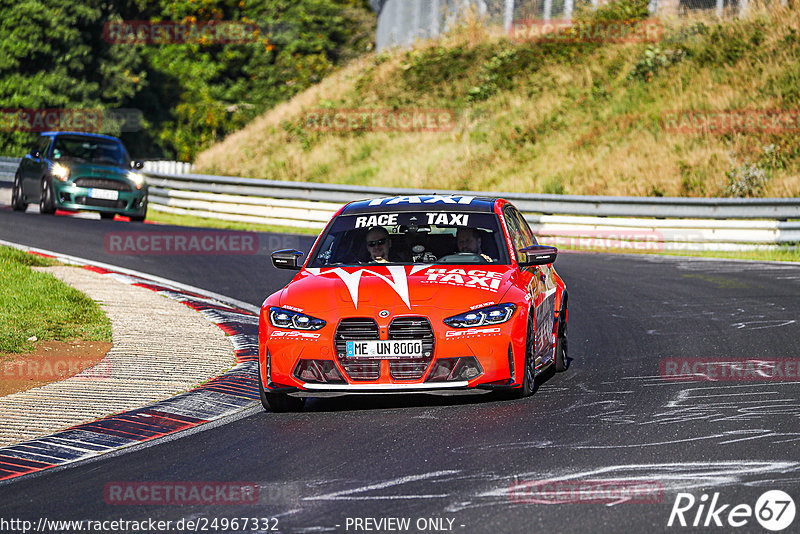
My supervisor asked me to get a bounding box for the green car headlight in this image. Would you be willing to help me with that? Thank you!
[51,163,70,181]
[127,171,145,190]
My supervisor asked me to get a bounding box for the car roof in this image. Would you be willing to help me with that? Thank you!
[41,131,122,142]
[342,195,498,215]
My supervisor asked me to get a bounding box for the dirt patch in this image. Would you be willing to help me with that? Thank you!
[0,340,112,397]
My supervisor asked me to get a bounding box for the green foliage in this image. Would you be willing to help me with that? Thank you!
[542,174,566,194]
[723,144,785,197]
[725,161,767,197]
[628,46,686,82]
[468,47,520,102]
[692,19,767,66]
[0,0,145,155]
[678,161,706,196]
[0,0,376,160]
[573,0,651,23]
[662,22,709,47]
[401,44,487,98]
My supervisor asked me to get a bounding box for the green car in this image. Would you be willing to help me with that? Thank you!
[11,131,148,221]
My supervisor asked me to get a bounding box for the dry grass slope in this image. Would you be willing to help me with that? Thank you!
[195,2,800,198]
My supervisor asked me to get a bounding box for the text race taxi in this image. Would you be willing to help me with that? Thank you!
[258,195,568,411]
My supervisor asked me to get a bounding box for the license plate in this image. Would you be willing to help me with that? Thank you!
[345,340,423,359]
[89,188,118,200]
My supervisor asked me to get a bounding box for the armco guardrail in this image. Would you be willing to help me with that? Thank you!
[144,170,800,252]
[0,157,187,186]
[0,156,20,184]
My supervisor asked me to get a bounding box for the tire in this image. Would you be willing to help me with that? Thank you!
[258,356,305,413]
[508,312,536,399]
[554,296,568,372]
[11,173,28,212]
[100,212,115,220]
[129,213,146,222]
[129,199,147,222]
[39,178,55,215]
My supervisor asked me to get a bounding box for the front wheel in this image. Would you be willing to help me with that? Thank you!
[39,178,55,215]
[264,392,306,413]
[258,358,305,412]
[129,199,147,222]
[507,312,536,399]
[11,173,28,211]
[554,297,568,372]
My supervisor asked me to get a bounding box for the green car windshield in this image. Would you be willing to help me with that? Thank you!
[51,136,129,167]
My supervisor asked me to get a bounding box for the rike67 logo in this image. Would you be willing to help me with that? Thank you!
[668,490,795,531]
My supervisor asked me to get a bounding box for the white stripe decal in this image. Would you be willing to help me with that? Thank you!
[307,265,420,309]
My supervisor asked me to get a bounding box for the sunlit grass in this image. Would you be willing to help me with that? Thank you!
[0,247,112,354]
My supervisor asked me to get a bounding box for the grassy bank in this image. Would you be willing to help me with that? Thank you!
[193,0,800,198]
[0,247,112,354]
[144,207,319,235]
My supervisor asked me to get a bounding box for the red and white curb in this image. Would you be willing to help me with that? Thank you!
[0,242,263,483]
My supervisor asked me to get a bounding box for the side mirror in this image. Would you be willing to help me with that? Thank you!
[271,249,304,270]
[519,245,558,267]
[131,160,144,170]
[30,150,41,159]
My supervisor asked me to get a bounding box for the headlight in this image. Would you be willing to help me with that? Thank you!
[269,307,326,330]
[128,171,145,190]
[51,163,70,181]
[443,303,516,328]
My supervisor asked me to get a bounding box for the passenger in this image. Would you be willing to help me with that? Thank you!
[456,227,492,262]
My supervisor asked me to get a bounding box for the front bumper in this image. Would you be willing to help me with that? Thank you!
[53,181,147,215]
[280,382,516,398]
[262,328,523,393]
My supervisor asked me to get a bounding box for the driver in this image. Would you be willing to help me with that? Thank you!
[456,227,492,262]
[366,226,393,263]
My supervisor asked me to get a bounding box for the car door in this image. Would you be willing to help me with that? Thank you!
[21,136,51,198]
[504,205,556,365]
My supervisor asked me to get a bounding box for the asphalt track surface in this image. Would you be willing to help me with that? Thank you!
[1,205,799,533]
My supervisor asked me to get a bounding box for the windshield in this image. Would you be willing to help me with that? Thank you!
[308,211,509,267]
[51,136,129,166]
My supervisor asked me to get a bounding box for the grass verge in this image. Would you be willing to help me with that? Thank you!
[0,246,112,354]
[551,243,800,262]
[144,207,320,236]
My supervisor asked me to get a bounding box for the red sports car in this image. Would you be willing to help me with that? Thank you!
[258,195,568,411]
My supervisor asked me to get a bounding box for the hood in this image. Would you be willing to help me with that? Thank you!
[280,264,517,315]
[65,162,131,180]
